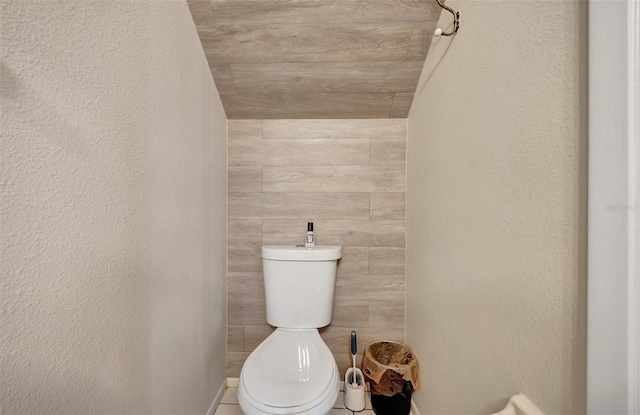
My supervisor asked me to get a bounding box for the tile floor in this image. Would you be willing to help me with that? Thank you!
[214,383,377,415]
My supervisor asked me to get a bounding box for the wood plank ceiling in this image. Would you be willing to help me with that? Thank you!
[187,0,441,119]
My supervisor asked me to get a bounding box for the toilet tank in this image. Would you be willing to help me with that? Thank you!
[262,245,342,328]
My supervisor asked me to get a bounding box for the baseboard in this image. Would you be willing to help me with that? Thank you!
[206,380,227,415]
[411,398,421,415]
[227,377,239,388]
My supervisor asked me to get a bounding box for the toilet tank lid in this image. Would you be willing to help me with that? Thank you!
[262,245,342,261]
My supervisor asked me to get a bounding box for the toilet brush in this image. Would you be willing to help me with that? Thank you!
[344,331,366,412]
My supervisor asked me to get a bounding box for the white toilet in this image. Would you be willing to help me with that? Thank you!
[237,245,342,415]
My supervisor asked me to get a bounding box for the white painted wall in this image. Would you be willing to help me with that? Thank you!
[406,1,587,414]
[0,1,227,413]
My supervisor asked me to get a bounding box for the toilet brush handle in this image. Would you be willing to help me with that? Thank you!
[350,331,357,356]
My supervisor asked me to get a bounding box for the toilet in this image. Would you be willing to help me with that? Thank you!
[237,245,342,415]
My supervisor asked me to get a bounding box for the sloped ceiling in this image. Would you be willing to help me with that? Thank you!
[187,0,441,119]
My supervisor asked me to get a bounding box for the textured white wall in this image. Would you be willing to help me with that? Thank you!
[406,1,587,414]
[0,1,227,413]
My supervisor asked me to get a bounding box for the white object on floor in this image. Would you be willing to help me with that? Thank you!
[344,331,366,412]
[490,394,544,415]
[344,367,366,412]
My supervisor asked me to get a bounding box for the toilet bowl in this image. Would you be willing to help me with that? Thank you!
[238,328,339,415]
[237,245,342,415]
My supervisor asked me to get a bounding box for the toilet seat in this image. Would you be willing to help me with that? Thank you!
[238,328,339,414]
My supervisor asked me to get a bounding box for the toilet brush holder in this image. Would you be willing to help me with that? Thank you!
[344,367,366,412]
[344,331,366,412]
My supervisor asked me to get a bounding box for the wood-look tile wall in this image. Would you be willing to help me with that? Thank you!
[186,0,439,118]
[227,119,407,376]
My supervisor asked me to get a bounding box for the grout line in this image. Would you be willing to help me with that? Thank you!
[226,63,240,95]
[388,92,396,118]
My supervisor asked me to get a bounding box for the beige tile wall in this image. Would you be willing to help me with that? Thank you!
[227,119,407,376]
